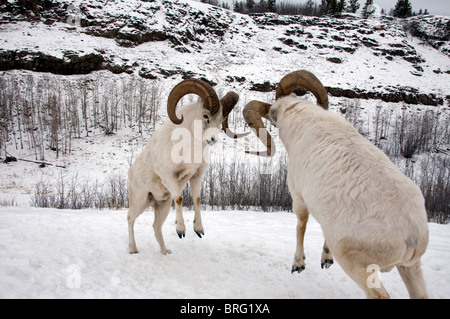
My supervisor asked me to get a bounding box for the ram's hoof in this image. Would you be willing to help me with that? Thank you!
[321,259,334,269]
[291,265,305,274]
[176,229,185,238]
[194,229,204,238]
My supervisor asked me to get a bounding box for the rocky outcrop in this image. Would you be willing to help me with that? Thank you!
[247,82,443,106]
[326,86,443,106]
[0,50,105,74]
[0,0,69,24]
[79,0,235,49]
[405,15,450,56]
[0,0,447,107]
[266,13,427,67]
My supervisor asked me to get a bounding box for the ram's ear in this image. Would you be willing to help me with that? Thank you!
[268,108,277,123]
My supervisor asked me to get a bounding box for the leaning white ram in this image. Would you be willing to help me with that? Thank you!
[128,79,240,255]
[243,70,429,299]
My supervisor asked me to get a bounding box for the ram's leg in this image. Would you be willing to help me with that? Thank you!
[397,260,428,299]
[160,177,186,239]
[191,193,204,238]
[292,205,309,274]
[153,198,172,255]
[128,186,151,254]
[174,195,186,238]
[321,240,334,269]
[288,170,309,274]
[334,245,390,299]
[190,165,207,238]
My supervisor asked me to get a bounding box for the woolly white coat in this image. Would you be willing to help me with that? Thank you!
[271,94,429,298]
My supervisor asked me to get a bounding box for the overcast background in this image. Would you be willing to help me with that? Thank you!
[374,0,449,15]
[198,1,449,16]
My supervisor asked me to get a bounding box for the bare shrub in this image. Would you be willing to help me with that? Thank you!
[418,154,450,223]
[0,73,162,160]
[32,171,128,210]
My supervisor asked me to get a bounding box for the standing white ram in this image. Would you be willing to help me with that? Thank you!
[128,79,240,255]
[243,70,429,299]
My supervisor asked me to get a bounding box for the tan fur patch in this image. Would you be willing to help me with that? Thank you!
[175,168,185,179]
[285,104,296,113]
[175,197,183,206]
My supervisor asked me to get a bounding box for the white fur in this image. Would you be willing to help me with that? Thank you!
[270,94,429,299]
[128,100,223,255]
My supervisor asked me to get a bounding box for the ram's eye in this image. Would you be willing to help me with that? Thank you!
[203,114,210,124]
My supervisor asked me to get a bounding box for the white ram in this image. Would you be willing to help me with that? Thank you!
[243,70,429,299]
[128,79,240,255]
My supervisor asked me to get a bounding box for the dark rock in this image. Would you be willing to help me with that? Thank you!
[412,65,424,72]
[139,67,158,79]
[273,47,289,54]
[279,38,298,46]
[105,62,132,74]
[3,156,17,164]
[325,86,443,106]
[382,48,407,56]
[360,37,379,47]
[0,50,104,75]
[159,69,179,78]
[327,57,343,64]
[226,76,246,83]
[180,70,196,79]
[174,46,191,53]
[249,81,276,92]
[332,35,345,41]
[115,39,135,47]
[43,18,55,25]
[403,55,425,64]
[279,38,308,50]
[334,46,356,53]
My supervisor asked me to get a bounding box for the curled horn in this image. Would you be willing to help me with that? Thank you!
[242,100,275,156]
[167,79,220,125]
[275,70,329,109]
[221,91,239,118]
[243,70,328,156]
[221,91,250,139]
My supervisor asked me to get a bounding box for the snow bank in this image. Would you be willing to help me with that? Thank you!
[0,207,449,299]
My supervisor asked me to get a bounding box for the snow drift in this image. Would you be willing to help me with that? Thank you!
[0,207,449,299]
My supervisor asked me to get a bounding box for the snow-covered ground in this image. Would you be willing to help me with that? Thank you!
[0,206,449,299]
[0,0,449,300]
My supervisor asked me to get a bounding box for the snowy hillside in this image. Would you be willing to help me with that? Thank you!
[1,207,449,299]
[0,0,450,206]
[0,0,449,104]
[0,0,450,299]
[0,0,449,214]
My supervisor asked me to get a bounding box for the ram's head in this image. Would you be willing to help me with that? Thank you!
[167,79,246,145]
[242,70,329,156]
